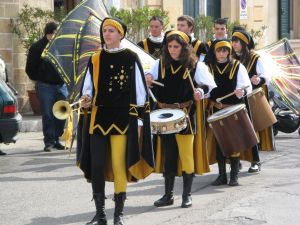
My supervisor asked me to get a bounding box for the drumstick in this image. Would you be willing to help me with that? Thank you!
[152,80,165,87]
[186,69,196,92]
[216,85,250,103]
[148,88,157,102]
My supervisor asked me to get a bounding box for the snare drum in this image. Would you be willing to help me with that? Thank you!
[247,87,277,131]
[207,104,258,157]
[150,108,187,134]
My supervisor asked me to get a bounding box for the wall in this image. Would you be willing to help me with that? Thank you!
[0,0,54,112]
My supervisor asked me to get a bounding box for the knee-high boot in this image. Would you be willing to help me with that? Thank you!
[229,157,239,186]
[154,174,175,207]
[211,158,227,186]
[86,193,107,225]
[114,192,126,225]
[181,172,194,208]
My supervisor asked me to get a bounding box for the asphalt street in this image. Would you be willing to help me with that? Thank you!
[0,131,299,225]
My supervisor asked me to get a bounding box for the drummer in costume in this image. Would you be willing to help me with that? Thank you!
[231,30,273,173]
[137,16,164,59]
[146,31,216,208]
[79,17,154,225]
[205,39,252,186]
[177,15,208,61]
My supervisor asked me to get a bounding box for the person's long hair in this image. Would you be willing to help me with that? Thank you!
[231,36,253,65]
[161,35,197,70]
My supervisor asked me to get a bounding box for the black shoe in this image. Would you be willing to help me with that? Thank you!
[0,150,7,155]
[248,162,261,173]
[44,145,54,152]
[211,175,228,186]
[54,142,65,150]
[154,194,174,207]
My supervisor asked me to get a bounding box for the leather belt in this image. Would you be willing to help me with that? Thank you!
[157,100,193,109]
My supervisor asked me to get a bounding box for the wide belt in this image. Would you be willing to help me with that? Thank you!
[157,100,193,109]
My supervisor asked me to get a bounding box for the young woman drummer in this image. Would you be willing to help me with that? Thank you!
[231,30,272,173]
[205,39,252,186]
[146,30,216,208]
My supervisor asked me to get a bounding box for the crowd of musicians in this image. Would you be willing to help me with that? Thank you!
[76,16,275,225]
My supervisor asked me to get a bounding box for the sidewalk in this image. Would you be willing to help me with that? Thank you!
[19,113,42,132]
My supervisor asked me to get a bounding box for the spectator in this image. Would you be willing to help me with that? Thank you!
[25,22,68,152]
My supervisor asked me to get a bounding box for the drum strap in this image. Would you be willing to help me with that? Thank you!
[208,100,232,110]
[157,100,193,109]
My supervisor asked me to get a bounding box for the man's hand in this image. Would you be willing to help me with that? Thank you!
[193,88,203,101]
[80,95,92,108]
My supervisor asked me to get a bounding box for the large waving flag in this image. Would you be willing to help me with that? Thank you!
[257,38,300,114]
[42,0,154,102]
[42,0,108,101]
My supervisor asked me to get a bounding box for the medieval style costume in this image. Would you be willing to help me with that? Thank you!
[147,31,216,208]
[137,36,163,59]
[80,18,154,225]
[232,30,274,173]
[205,39,252,186]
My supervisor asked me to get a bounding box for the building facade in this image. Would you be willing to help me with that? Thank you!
[0,0,299,113]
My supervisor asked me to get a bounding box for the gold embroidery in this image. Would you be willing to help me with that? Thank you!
[171,64,182,74]
[216,63,229,75]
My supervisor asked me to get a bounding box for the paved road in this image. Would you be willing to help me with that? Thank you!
[0,131,299,225]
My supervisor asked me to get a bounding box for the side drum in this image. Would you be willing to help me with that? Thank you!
[150,108,187,134]
[207,104,258,157]
[247,87,277,131]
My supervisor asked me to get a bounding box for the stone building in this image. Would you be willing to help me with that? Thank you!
[0,0,299,113]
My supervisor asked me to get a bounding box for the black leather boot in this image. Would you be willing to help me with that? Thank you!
[86,193,107,225]
[211,158,227,186]
[154,174,175,207]
[229,157,239,186]
[114,192,126,225]
[181,172,194,208]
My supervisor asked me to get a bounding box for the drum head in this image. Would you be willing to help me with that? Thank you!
[150,108,185,123]
[207,104,245,122]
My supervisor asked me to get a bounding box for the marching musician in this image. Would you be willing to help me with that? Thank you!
[231,30,273,173]
[146,31,216,208]
[79,17,154,225]
[205,39,252,186]
[177,15,208,61]
[137,16,164,59]
[206,18,228,49]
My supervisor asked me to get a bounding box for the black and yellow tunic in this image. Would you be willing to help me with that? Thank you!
[79,48,154,181]
[138,38,163,59]
[242,52,274,151]
[209,60,243,105]
[192,39,207,59]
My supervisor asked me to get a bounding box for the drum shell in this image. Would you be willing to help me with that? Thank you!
[247,88,277,131]
[208,106,258,157]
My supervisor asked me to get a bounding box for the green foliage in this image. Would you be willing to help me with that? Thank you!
[10,4,65,52]
[194,15,267,48]
[110,6,169,42]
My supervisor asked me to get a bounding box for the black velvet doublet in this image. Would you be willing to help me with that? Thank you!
[208,60,243,105]
[156,60,197,133]
[89,49,137,135]
[137,38,163,59]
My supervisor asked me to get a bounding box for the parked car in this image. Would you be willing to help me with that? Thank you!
[0,62,22,150]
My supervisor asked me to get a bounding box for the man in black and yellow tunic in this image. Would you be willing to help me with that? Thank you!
[177,15,208,61]
[205,39,252,186]
[232,30,274,173]
[80,17,154,225]
[137,16,164,59]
